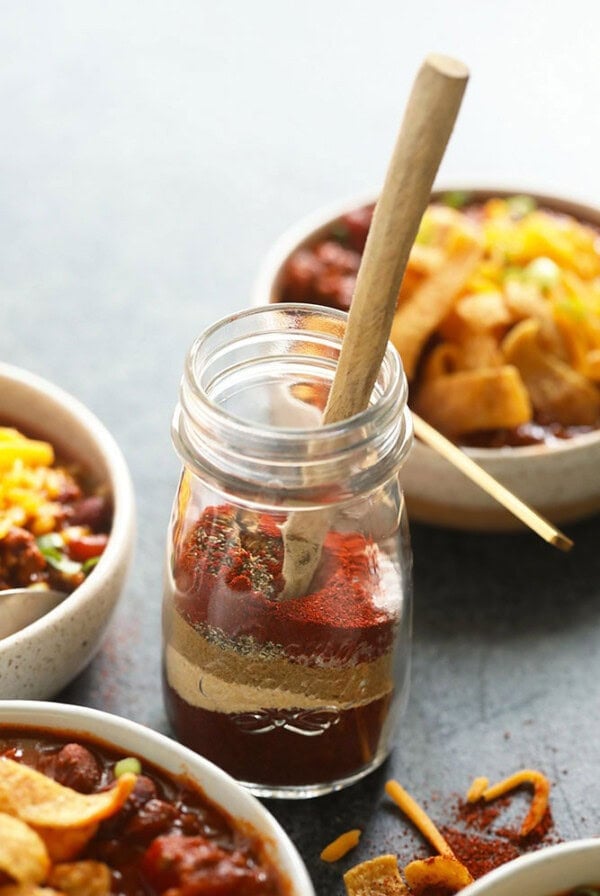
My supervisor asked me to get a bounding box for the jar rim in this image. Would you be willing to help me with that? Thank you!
[183,304,407,444]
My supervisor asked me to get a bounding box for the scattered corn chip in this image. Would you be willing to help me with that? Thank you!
[0,758,136,829]
[344,855,408,896]
[455,291,512,332]
[0,812,50,885]
[388,196,600,439]
[403,855,474,894]
[420,342,464,381]
[413,366,532,436]
[0,888,62,896]
[33,824,99,863]
[47,861,111,896]
[503,319,600,425]
[391,239,482,379]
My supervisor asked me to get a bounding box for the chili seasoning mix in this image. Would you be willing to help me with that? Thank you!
[162,306,413,795]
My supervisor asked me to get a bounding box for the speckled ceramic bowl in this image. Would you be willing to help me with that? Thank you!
[0,701,315,896]
[253,188,600,531]
[0,363,135,697]
[460,837,600,896]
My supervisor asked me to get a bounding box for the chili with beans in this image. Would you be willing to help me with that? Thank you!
[278,196,600,447]
[0,426,112,594]
[0,728,289,896]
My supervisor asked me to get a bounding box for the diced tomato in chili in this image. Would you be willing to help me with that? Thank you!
[67,533,109,562]
[141,834,273,896]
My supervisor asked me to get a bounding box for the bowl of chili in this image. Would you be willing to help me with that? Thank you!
[0,362,135,698]
[458,837,600,896]
[0,700,315,896]
[253,187,600,531]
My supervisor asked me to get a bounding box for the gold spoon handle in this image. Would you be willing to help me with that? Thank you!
[412,413,574,551]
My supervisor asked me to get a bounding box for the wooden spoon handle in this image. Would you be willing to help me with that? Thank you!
[323,54,469,424]
[280,55,468,600]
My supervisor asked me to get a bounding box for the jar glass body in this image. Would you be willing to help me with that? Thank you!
[162,305,413,798]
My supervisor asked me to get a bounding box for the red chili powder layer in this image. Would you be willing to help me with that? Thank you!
[173,505,397,663]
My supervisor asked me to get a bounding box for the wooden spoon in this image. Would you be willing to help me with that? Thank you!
[280,54,470,599]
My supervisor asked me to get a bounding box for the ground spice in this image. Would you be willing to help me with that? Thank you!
[165,503,403,787]
[456,795,510,832]
[174,504,396,663]
[440,827,520,878]
[389,789,561,891]
[439,793,560,881]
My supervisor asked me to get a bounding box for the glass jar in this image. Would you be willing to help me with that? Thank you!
[162,304,413,799]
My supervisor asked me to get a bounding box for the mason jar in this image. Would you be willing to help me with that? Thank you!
[162,304,413,799]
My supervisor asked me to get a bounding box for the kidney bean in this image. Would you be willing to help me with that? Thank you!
[280,249,322,302]
[314,271,356,310]
[52,743,102,793]
[313,240,361,274]
[68,495,112,531]
[123,798,178,843]
[340,205,374,251]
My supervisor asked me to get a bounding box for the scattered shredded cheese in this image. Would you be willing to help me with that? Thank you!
[385,780,473,894]
[465,775,489,803]
[320,828,361,863]
[465,768,550,836]
[384,780,454,858]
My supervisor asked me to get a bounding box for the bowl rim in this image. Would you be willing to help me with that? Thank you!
[0,361,136,649]
[460,836,600,895]
[0,700,315,896]
[252,184,600,461]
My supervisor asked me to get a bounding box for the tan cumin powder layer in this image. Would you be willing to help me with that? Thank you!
[164,605,394,714]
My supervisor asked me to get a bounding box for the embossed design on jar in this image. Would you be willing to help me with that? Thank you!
[229,707,341,736]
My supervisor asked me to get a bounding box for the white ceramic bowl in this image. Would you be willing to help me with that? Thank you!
[254,188,600,531]
[0,701,315,896]
[0,362,135,697]
[461,838,600,896]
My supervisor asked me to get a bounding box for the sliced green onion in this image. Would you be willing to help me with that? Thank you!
[82,556,101,574]
[525,256,560,289]
[36,533,64,552]
[37,532,82,576]
[503,265,526,282]
[43,553,82,576]
[114,757,142,778]
[330,223,349,244]
[507,194,537,218]
[443,190,471,210]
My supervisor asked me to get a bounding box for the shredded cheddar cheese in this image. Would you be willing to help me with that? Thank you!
[320,829,361,863]
[384,780,473,894]
[384,780,453,858]
[466,768,550,836]
[465,775,489,802]
[0,428,74,540]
